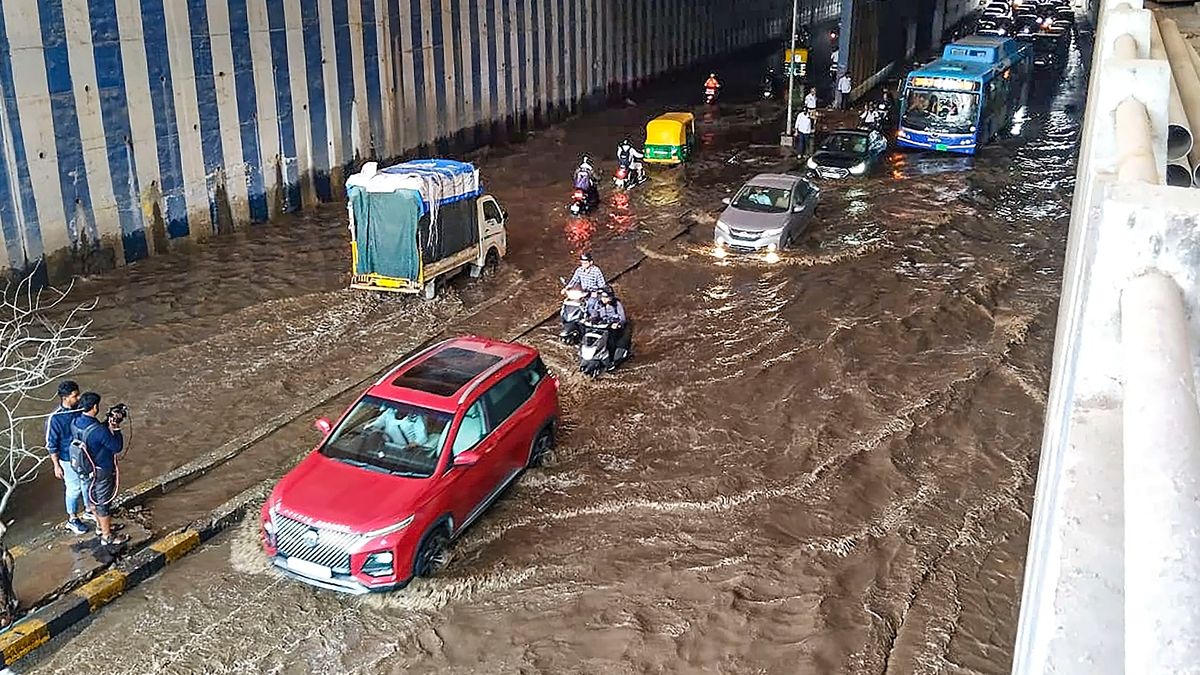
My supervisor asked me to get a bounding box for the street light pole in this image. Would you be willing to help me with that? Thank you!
[781,0,799,146]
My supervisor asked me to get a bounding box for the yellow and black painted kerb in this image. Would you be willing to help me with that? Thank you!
[0,494,254,667]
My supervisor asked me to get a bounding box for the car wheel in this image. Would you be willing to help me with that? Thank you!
[527,425,555,468]
[413,527,450,578]
[482,249,500,278]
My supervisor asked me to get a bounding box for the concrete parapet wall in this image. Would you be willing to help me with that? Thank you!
[0,0,789,279]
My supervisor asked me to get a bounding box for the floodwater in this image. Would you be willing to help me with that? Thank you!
[19,32,1086,675]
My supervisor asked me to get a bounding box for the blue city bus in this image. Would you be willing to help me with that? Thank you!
[896,36,1032,154]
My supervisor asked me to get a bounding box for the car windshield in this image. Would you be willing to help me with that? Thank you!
[901,89,979,134]
[319,395,452,478]
[731,185,791,213]
[820,134,869,155]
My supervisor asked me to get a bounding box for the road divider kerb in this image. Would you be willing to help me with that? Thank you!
[0,214,699,668]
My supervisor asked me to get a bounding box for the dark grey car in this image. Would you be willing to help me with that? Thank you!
[713,174,820,253]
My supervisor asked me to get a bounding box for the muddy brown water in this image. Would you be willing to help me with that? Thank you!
[16,35,1088,674]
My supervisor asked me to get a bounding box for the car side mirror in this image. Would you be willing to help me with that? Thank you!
[721,197,731,205]
[452,450,481,468]
[793,206,804,213]
[314,417,333,436]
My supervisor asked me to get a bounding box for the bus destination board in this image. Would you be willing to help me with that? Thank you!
[909,76,980,92]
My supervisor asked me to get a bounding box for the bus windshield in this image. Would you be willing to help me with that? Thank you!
[902,89,979,135]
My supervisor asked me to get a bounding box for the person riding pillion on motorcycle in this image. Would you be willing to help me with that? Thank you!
[587,287,632,371]
[616,139,644,181]
[562,252,606,296]
[573,154,599,203]
[704,73,721,91]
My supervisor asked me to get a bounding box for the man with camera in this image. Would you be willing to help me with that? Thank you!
[69,393,127,546]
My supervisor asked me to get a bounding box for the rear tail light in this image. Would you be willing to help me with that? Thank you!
[616,167,627,179]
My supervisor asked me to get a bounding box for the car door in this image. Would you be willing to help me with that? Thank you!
[441,400,495,528]
[789,182,814,235]
[481,369,538,480]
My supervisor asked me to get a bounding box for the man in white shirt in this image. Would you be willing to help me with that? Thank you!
[804,88,818,114]
[794,109,815,156]
[836,72,852,109]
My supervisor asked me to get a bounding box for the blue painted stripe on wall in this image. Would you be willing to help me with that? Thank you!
[185,0,224,231]
[429,0,446,148]
[39,0,98,248]
[0,8,41,270]
[515,0,525,115]
[227,0,267,222]
[408,0,426,145]
[499,0,511,120]
[469,0,482,125]
[88,0,149,262]
[266,0,300,211]
[387,0,401,147]
[484,0,496,120]
[359,0,383,156]
[449,0,463,134]
[556,0,564,106]
[141,0,189,239]
[332,0,355,162]
[299,0,331,201]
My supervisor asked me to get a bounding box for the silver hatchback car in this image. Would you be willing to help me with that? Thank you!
[713,174,820,253]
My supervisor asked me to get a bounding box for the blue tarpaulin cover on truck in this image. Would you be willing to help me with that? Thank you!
[346,160,482,281]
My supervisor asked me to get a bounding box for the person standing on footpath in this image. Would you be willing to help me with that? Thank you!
[836,71,853,110]
[45,380,92,534]
[794,109,815,156]
[71,393,127,546]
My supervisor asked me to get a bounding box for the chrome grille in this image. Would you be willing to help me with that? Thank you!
[818,166,849,178]
[728,228,760,241]
[274,515,359,573]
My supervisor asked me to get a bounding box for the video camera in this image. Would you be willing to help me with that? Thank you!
[106,403,129,426]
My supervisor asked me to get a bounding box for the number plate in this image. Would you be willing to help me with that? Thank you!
[285,556,332,579]
[935,144,949,151]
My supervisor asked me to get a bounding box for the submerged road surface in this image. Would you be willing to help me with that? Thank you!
[20,36,1087,675]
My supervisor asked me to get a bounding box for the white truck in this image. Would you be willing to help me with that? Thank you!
[346,159,508,299]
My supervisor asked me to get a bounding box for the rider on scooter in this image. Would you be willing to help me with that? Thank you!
[573,155,599,206]
[616,139,644,183]
[587,286,631,371]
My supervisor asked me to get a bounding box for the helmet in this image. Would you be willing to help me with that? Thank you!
[580,252,593,262]
[709,73,716,78]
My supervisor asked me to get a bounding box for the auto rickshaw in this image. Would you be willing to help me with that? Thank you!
[643,112,696,165]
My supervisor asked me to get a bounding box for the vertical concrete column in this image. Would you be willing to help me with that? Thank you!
[837,0,853,76]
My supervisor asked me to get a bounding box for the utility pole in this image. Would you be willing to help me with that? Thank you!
[781,0,799,147]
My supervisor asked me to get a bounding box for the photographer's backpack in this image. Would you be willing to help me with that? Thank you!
[68,421,101,478]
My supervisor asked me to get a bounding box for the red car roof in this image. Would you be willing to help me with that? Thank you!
[365,336,536,413]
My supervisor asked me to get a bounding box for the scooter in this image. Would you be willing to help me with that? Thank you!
[559,282,588,344]
[568,184,599,216]
[578,320,632,376]
[613,162,646,190]
[704,87,719,105]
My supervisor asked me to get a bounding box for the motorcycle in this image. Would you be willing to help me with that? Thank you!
[559,282,589,344]
[569,184,599,215]
[578,320,631,377]
[704,87,719,105]
[613,162,646,190]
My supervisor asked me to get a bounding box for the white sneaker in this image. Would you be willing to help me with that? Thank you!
[65,519,87,535]
[80,512,97,523]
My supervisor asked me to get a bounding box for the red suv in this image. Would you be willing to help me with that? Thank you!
[261,336,559,593]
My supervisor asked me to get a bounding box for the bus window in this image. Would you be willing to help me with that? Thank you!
[902,89,979,134]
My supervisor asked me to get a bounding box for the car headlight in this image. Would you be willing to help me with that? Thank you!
[849,162,868,175]
[362,551,395,577]
[361,514,415,539]
[716,221,730,232]
[806,157,817,169]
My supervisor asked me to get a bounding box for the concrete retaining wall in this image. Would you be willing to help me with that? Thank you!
[0,0,788,279]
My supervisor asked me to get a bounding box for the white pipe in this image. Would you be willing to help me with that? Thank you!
[1114,98,1161,184]
[1150,17,1194,161]
[1183,39,1200,184]
[1160,19,1200,184]
[1122,271,1200,674]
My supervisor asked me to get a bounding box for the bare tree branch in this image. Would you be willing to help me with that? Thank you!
[0,265,95,517]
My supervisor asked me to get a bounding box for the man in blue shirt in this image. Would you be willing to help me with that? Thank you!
[45,380,90,534]
[71,392,126,546]
[563,252,606,294]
